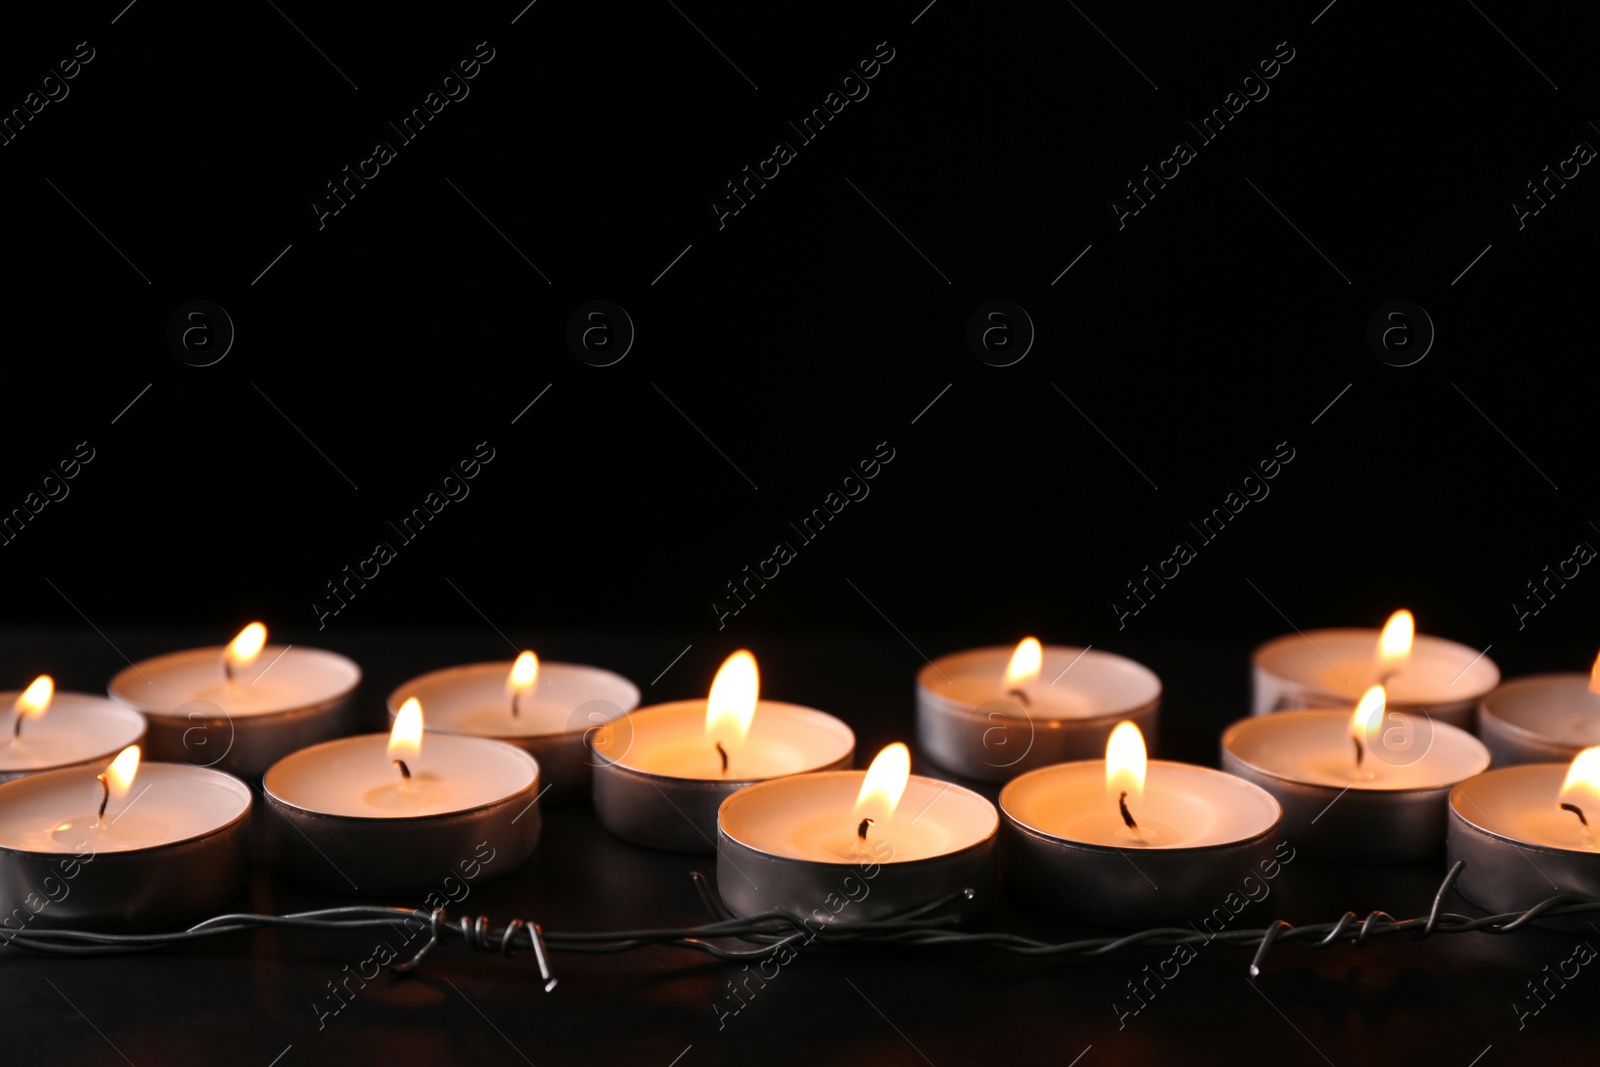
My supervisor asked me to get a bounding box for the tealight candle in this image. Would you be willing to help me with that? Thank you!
[1251,609,1498,730]
[389,651,640,802]
[0,745,252,929]
[1448,748,1600,928]
[1,676,147,783]
[263,698,542,894]
[592,650,854,854]
[1223,685,1490,862]
[1001,722,1282,926]
[716,743,998,922]
[917,639,1161,782]
[1478,653,1600,766]
[109,623,361,778]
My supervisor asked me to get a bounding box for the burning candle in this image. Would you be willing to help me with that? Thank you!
[715,742,998,922]
[1478,652,1600,766]
[109,623,361,778]
[917,639,1162,782]
[1,676,146,783]
[1222,685,1490,862]
[1000,722,1282,925]
[1251,609,1498,730]
[389,652,639,802]
[0,744,252,929]
[263,698,541,894]
[592,650,854,854]
[1449,747,1600,926]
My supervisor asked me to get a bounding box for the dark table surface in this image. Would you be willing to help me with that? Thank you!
[3,627,1594,1067]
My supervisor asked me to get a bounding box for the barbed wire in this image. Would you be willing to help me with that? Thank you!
[5,862,1596,989]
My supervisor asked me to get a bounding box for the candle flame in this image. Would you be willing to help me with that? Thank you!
[854,742,912,824]
[1003,637,1043,689]
[1350,685,1386,753]
[1559,746,1600,814]
[705,650,759,752]
[1374,610,1414,680]
[103,745,141,799]
[14,675,54,719]
[508,651,539,697]
[390,697,424,764]
[226,623,268,671]
[1589,651,1600,696]
[1105,721,1147,807]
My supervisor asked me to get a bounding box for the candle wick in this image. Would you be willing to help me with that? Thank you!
[857,817,874,842]
[511,692,521,720]
[10,713,23,740]
[1353,737,1364,771]
[96,772,111,820]
[715,741,729,776]
[1006,687,1031,710]
[393,758,411,780]
[1118,790,1138,831]
[1561,801,1589,828]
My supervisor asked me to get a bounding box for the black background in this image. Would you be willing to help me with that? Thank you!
[2,1,1598,1064]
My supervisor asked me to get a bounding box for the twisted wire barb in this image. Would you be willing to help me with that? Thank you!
[4,862,1597,986]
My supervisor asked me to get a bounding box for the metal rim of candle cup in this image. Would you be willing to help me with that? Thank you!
[386,660,641,805]
[916,645,1162,783]
[1447,766,1600,930]
[262,739,542,895]
[999,805,1281,927]
[0,764,252,931]
[0,693,148,785]
[715,771,997,923]
[1250,628,1499,730]
[108,646,362,779]
[592,702,856,855]
[1477,673,1594,767]
[1220,712,1488,864]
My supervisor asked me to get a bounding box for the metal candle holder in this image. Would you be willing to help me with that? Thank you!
[1477,674,1600,767]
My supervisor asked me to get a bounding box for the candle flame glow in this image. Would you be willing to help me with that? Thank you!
[1374,610,1414,680]
[1589,651,1600,696]
[705,650,759,752]
[1105,721,1147,808]
[855,742,911,824]
[14,675,54,719]
[390,697,424,764]
[508,651,539,697]
[103,745,140,800]
[1559,746,1600,823]
[225,623,268,671]
[1003,637,1043,689]
[1351,685,1386,747]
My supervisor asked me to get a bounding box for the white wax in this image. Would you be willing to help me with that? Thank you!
[389,660,639,738]
[719,771,997,862]
[0,692,146,772]
[600,700,853,781]
[1453,764,1600,852]
[0,763,251,853]
[921,645,1159,721]
[1002,760,1278,850]
[263,733,536,819]
[1223,709,1489,791]
[109,645,360,717]
[1256,629,1499,705]
[1481,675,1600,748]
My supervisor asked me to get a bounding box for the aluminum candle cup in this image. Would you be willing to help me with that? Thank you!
[388,660,639,802]
[917,645,1161,782]
[0,762,251,930]
[0,691,146,784]
[1251,629,1498,730]
[1448,764,1600,930]
[262,733,541,895]
[1000,761,1281,926]
[716,771,998,922]
[110,645,360,779]
[1479,675,1600,767]
[1222,709,1490,863]
[592,700,854,854]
